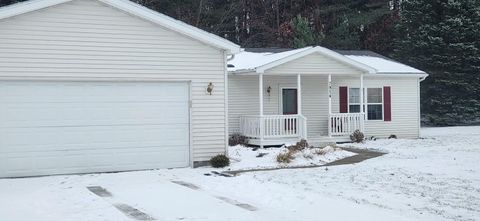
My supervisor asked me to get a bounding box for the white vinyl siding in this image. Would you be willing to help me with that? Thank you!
[228,75,259,134]
[229,75,420,139]
[332,76,420,138]
[265,53,363,75]
[229,75,329,138]
[0,0,227,162]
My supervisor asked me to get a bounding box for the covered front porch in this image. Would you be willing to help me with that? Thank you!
[236,73,366,147]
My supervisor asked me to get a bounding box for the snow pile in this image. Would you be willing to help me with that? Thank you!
[226,145,355,170]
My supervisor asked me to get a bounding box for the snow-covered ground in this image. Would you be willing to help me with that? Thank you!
[0,126,479,221]
[226,145,356,170]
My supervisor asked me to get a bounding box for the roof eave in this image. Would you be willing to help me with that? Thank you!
[369,72,429,77]
[255,46,377,74]
[0,0,71,20]
[228,69,258,75]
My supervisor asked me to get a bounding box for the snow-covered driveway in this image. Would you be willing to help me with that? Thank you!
[0,172,283,221]
[0,126,479,221]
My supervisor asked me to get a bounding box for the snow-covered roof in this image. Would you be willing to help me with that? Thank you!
[228,46,426,75]
[228,47,312,72]
[0,0,240,53]
[344,55,424,74]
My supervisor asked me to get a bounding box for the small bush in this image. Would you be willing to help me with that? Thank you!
[350,130,365,143]
[210,154,230,168]
[297,139,310,149]
[388,134,397,139]
[287,139,310,151]
[229,133,249,146]
[276,150,296,163]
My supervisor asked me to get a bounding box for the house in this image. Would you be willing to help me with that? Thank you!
[0,0,239,178]
[227,47,428,147]
[0,0,427,178]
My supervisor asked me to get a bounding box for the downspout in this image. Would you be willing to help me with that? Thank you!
[224,51,230,156]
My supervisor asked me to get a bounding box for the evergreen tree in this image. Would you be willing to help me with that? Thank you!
[323,17,361,49]
[291,15,320,48]
[393,0,480,125]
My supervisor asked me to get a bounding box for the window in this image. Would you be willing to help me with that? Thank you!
[367,88,383,120]
[348,88,361,113]
[348,87,383,120]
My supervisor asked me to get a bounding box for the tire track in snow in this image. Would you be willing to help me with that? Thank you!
[87,185,155,221]
[171,180,258,211]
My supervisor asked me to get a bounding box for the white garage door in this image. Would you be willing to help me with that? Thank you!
[0,81,190,178]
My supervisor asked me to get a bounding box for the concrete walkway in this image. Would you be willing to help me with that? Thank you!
[223,147,386,176]
[324,147,386,166]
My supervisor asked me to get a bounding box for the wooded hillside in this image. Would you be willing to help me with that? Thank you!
[1,0,479,126]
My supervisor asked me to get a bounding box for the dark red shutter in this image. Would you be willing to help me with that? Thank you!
[339,86,348,113]
[384,86,391,121]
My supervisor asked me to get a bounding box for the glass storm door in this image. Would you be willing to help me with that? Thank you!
[282,88,298,115]
[282,88,298,132]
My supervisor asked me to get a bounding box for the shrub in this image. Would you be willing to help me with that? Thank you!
[350,130,365,143]
[276,150,296,164]
[228,133,249,146]
[296,139,310,149]
[287,139,310,151]
[388,134,397,139]
[210,154,230,168]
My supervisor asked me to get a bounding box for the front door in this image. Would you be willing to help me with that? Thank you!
[282,88,298,132]
[282,88,298,115]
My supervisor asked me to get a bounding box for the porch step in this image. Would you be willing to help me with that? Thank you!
[247,136,351,147]
[308,136,351,147]
[247,138,300,147]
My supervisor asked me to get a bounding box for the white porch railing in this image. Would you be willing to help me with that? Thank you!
[239,115,307,139]
[328,113,365,137]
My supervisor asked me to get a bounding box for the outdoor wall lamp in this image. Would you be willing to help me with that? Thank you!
[207,82,214,95]
[267,86,272,96]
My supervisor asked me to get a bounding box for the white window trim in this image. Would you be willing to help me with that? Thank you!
[347,87,384,121]
[348,88,361,113]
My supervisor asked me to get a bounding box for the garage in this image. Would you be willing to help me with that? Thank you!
[0,0,240,177]
[0,81,190,177]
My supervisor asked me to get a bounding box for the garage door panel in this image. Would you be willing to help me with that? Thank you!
[0,124,189,151]
[0,81,190,177]
[0,103,188,126]
[1,100,188,127]
[0,82,188,102]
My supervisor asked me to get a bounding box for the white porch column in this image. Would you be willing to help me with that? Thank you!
[328,74,332,115]
[328,74,332,138]
[297,74,307,139]
[259,73,264,148]
[297,74,302,115]
[360,74,365,132]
